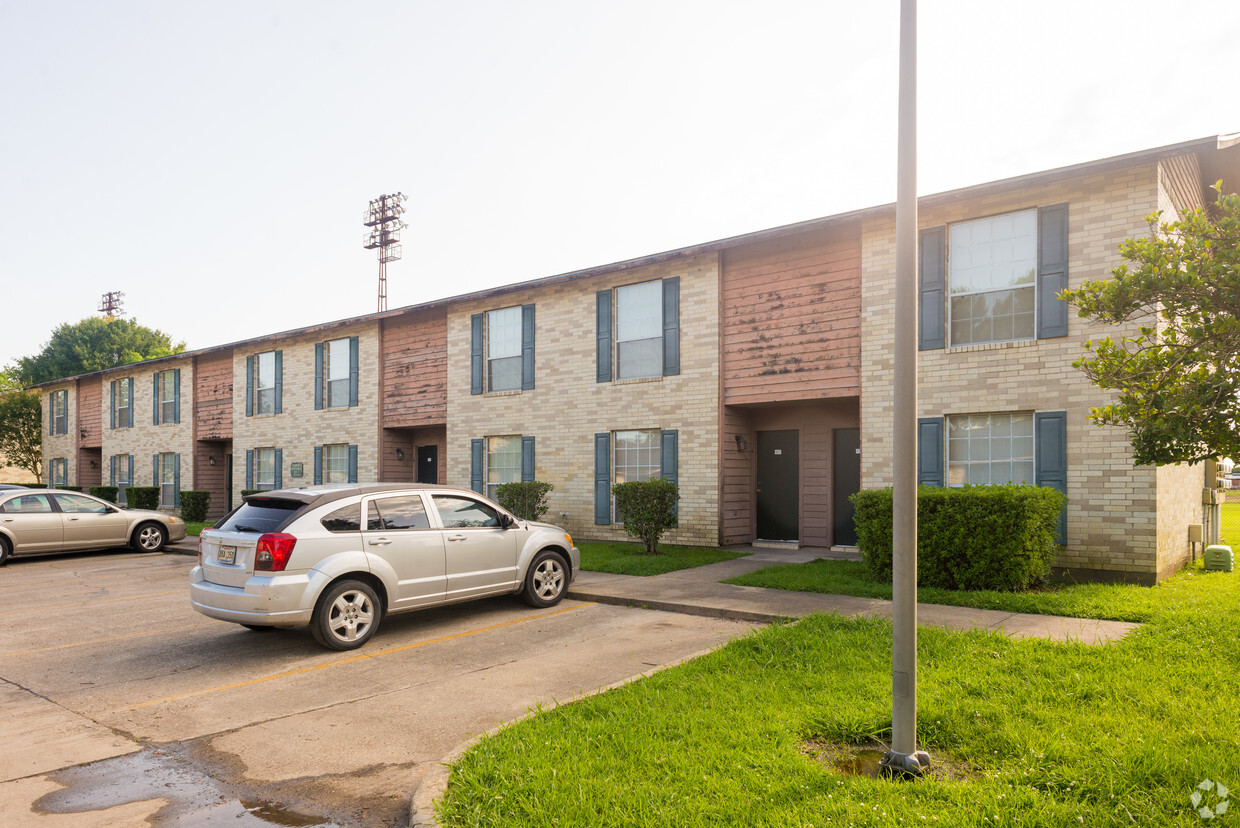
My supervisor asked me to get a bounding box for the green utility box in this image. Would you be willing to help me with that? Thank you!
[1204,544,1234,572]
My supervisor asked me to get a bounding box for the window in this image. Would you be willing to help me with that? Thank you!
[614,429,661,486]
[487,307,523,392]
[322,444,349,484]
[315,337,358,409]
[254,448,277,491]
[485,436,522,500]
[433,495,500,528]
[50,390,68,436]
[0,494,53,514]
[158,453,179,507]
[49,458,68,487]
[321,503,362,533]
[947,413,1034,487]
[368,495,431,530]
[254,352,277,415]
[471,306,534,395]
[154,369,179,425]
[597,278,679,382]
[54,493,111,514]
[111,454,133,506]
[948,211,1037,345]
[593,429,678,525]
[111,377,133,429]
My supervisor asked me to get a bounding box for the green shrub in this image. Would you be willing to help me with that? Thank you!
[612,477,679,554]
[54,485,83,492]
[126,486,160,510]
[495,481,554,522]
[851,484,1066,591]
[179,490,210,522]
[240,489,261,498]
[89,486,119,503]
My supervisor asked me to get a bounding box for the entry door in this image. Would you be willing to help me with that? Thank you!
[832,428,861,546]
[417,445,439,485]
[756,430,799,541]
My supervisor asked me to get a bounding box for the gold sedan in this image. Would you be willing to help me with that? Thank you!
[0,489,187,564]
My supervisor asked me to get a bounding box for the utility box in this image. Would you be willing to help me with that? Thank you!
[1204,544,1234,572]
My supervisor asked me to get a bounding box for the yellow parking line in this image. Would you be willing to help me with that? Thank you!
[0,571,146,590]
[0,589,185,617]
[6,553,164,570]
[0,621,224,658]
[129,602,596,711]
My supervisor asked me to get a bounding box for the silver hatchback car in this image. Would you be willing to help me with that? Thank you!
[190,484,580,650]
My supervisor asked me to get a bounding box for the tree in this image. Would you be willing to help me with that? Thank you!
[0,390,43,482]
[12,317,185,386]
[1063,185,1240,465]
[612,477,679,554]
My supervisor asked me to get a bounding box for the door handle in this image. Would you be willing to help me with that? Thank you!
[368,538,392,546]
[447,534,466,542]
[68,517,81,521]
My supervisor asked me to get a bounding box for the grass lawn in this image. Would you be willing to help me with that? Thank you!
[437,564,1240,826]
[182,521,211,536]
[578,541,747,576]
[1221,500,1240,545]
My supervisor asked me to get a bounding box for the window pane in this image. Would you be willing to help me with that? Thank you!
[327,377,349,408]
[487,307,522,360]
[256,448,276,489]
[433,496,500,528]
[486,436,522,500]
[947,413,1038,489]
[617,338,662,380]
[321,503,361,533]
[616,281,662,342]
[326,339,350,381]
[372,495,430,530]
[2,494,53,513]
[488,355,522,393]
[948,211,1038,346]
[323,444,349,484]
[614,430,661,485]
[54,494,109,514]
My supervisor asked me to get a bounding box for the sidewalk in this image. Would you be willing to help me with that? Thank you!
[566,546,1139,644]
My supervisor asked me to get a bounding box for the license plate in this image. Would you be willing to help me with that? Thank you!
[217,546,236,565]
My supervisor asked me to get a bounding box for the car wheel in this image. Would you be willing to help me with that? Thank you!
[132,522,167,553]
[311,580,380,650]
[521,550,568,608]
[0,535,10,566]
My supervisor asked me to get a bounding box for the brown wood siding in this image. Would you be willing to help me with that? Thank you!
[382,309,447,428]
[76,448,102,488]
[380,426,445,484]
[1162,153,1205,216]
[194,441,231,519]
[721,406,756,545]
[721,224,862,406]
[194,351,233,440]
[77,376,102,448]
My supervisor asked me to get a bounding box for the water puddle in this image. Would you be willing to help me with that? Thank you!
[833,748,886,778]
[33,748,343,826]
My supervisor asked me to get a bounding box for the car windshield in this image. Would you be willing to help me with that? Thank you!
[215,498,304,533]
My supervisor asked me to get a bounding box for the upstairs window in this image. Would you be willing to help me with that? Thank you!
[948,211,1037,346]
[111,377,134,430]
[316,337,358,410]
[154,369,180,425]
[49,390,68,436]
[597,278,679,382]
[255,352,276,415]
[486,308,523,392]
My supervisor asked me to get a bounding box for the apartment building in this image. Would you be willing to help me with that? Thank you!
[35,134,1240,582]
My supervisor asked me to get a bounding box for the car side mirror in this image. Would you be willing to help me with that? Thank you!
[498,513,515,530]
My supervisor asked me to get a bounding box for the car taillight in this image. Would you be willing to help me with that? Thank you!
[255,533,297,571]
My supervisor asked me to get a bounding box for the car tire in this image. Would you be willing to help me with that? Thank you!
[521,550,568,608]
[132,522,167,553]
[311,580,381,651]
[0,535,10,567]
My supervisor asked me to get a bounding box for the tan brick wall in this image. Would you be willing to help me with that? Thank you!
[99,359,196,498]
[40,382,77,486]
[231,322,380,503]
[860,161,1169,578]
[447,254,720,546]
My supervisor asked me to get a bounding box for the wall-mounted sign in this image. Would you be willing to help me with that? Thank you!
[289,462,304,479]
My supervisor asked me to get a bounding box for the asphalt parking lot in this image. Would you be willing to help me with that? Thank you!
[0,548,756,826]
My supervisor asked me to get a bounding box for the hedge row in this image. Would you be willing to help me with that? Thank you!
[495,481,554,522]
[852,484,1066,592]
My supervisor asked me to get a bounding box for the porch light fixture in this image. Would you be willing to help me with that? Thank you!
[396,448,405,460]
[208,456,216,466]
[734,434,748,451]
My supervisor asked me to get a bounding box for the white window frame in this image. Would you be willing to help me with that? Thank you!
[612,429,661,522]
[52,390,68,435]
[254,352,277,415]
[486,307,523,393]
[614,280,663,380]
[947,210,1038,347]
[50,458,68,487]
[324,338,350,408]
[485,435,522,501]
[159,452,177,507]
[156,370,177,425]
[322,443,349,485]
[114,454,132,506]
[255,447,277,491]
[115,378,132,430]
[946,412,1035,488]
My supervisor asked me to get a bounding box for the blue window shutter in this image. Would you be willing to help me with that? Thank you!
[173,369,181,424]
[1035,411,1069,543]
[245,450,254,490]
[153,372,159,425]
[662,278,680,376]
[348,336,359,407]
[521,304,535,390]
[917,417,944,487]
[470,314,484,395]
[47,393,54,436]
[127,455,133,487]
[521,436,535,482]
[273,351,283,414]
[110,381,116,430]
[245,356,254,417]
[348,444,358,483]
[1037,204,1070,339]
[919,227,946,350]
[313,447,323,485]
[660,430,678,485]
[594,432,611,524]
[173,454,181,508]
[596,291,612,383]
[109,455,116,485]
[470,438,484,494]
[152,454,159,488]
[274,448,283,489]
[314,343,324,410]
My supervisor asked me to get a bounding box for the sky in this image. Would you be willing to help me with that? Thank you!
[2,0,1238,368]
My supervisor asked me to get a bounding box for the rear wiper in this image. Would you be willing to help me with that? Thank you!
[232,524,262,533]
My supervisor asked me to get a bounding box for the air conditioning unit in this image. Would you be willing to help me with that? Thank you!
[1204,544,1234,573]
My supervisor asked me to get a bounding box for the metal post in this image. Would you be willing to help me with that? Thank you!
[881,0,930,779]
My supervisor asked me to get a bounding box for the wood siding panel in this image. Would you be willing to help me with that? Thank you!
[194,441,231,519]
[194,351,233,440]
[1161,154,1205,216]
[77,376,102,448]
[722,224,862,406]
[380,426,445,484]
[382,309,447,428]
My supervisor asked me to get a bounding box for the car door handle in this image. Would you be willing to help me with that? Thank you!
[447,534,466,542]
[368,538,392,546]
[68,517,81,521]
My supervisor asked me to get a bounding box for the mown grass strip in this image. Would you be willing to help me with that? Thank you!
[579,541,747,576]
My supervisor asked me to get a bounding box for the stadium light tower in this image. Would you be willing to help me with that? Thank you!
[98,291,126,318]
[363,193,408,312]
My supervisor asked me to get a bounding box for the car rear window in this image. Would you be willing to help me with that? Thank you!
[321,503,362,533]
[216,498,305,533]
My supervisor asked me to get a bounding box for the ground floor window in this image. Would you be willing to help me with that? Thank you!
[946,412,1034,487]
[323,444,349,484]
[112,454,133,505]
[159,453,178,507]
[49,458,67,487]
[255,447,277,491]
[485,436,522,500]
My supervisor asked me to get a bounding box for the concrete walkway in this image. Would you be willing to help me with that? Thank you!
[566,546,1140,645]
